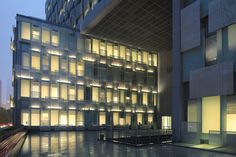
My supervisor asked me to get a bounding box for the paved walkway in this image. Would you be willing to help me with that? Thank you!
[19,131,236,157]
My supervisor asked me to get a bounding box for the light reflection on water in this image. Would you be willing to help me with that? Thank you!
[19,131,234,157]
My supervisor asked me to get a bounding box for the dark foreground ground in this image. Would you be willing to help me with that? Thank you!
[19,131,236,157]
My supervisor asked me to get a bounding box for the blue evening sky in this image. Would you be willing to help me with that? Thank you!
[0,0,45,107]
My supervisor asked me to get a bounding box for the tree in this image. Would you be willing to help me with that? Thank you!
[0,107,12,124]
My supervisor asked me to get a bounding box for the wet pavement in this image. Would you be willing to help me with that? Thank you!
[19,131,236,157]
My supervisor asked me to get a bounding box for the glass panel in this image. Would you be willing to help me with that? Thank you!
[92,39,99,54]
[41,110,49,126]
[31,53,40,70]
[42,27,50,44]
[41,82,49,99]
[137,113,143,124]
[60,111,67,126]
[69,60,76,75]
[51,31,59,46]
[85,38,91,52]
[143,51,148,64]
[22,53,30,69]
[148,54,152,66]
[42,56,49,70]
[107,43,113,57]
[21,79,30,97]
[69,86,76,100]
[69,111,76,126]
[77,86,84,101]
[99,112,106,126]
[51,110,59,126]
[113,112,119,126]
[153,94,157,106]
[125,113,131,125]
[119,90,125,104]
[126,49,131,61]
[205,35,217,63]
[60,84,68,100]
[132,92,137,104]
[137,51,142,63]
[142,93,148,105]
[61,58,68,73]
[162,116,172,129]
[113,90,118,103]
[31,82,40,98]
[77,62,84,76]
[21,110,29,126]
[31,109,40,126]
[153,54,158,66]
[51,56,59,72]
[51,84,58,99]
[226,96,236,132]
[148,114,153,123]
[119,45,126,59]
[202,96,220,133]
[92,87,99,102]
[187,100,198,122]
[32,25,40,41]
[132,50,137,62]
[100,41,106,56]
[106,89,112,103]
[21,22,30,40]
[113,45,119,58]
[77,111,84,126]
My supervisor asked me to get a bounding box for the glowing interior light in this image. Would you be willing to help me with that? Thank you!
[136,109,145,113]
[82,107,95,111]
[41,77,50,81]
[118,86,128,90]
[69,107,76,110]
[69,55,76,59]
[132,88,138,91]
[99,108,105,111]
[77,81,84,85]
[111,62,122,67]
[17,75,34,79]
[136,67,145,71]
[152,90,158,94]
[126,97,130,100]
[125,65,132,69]
[106,84,113,88]
[90,83,101,87]
[100,60,106,64]
[125,109,132,112]
[57,79,71,84]
[147,110,154,113]
[111,108,122,112]
[48,106,62,109]
[31,105,40,109]
[142,89,150,92]
[82,56,96,62]
[48,49,62,56]
[147,69,154,73]
[31,47,41,52]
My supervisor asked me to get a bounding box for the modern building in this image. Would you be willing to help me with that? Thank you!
[12,14,162,130]
[0,80,2,107]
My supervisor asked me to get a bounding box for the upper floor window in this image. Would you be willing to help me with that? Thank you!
[51,56,59,72]
[132,50,137,62]
[153,54,158,66]
[21,22,31,40]
[51,31,59,46]
[113,45,119,58]
[142,51,148,65]
[107,43,113,57]
[77,62,84,76]
[92,39,99,54]
[100,41,106,56]
[32,25,40,41]
[22,53,30,69]
[205,34,217,64]
[31,53,40,70]
[42,27,50,44]
[21,79,30,97]
[85,38,92,52]
[119,45,126,60]
[126,48,131,61]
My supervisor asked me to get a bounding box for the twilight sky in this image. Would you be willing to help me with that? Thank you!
[0,0,45,107]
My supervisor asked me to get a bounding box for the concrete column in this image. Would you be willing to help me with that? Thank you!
[172,0,184,142]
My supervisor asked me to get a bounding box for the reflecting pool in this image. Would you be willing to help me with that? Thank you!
[19,131,235,157]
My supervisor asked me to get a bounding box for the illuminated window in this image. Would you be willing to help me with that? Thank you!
[226,96,236,132]
[31,109,40,126]
[41,82,49,99]
[31,53,40,70]
[162,116,172,129]
[51,84,58,99]
[153,94,157,106]
[205,35,217,63]
[132,92,137,104]
[21,110,29,126]
[69,111,76,126]
[77,111,84,126]
[77,86,84,101]
[42,56,49,70]
[41,110,49,126]
[51,31,59,46]
[142,93,148,105]
[137,51,142,63]
[99,88,106,102]
[142,51,148,64]
[100,41,106,56]
[61,58,68,72]
[92,87,99,102]
[69,86,76,100]
[22,53,30,69]
[148,54,152,66]
[113,45,119,58]
[119,90,125,104]
[132,50,137,62]
[153,54,158,66]
[21,79,30,97]
[92,39,99,54]
[119,45,126,59]
[113,112,119,126]
[31,82,40,98]
[106,89,112,103]
[202,96,220,133]
[77,62,84,76]
[60,84,68,100]
[51,56,59,72]
[42,27,50,44]
[69,60,76,75]
[137,113,143,124]
[21,22,30,40]
[99,112,106,126]
[126,49,131,61]
[85,38,91,52]
[125,113,131,125]
[107,43,113,57]
[148,114,153,123]
[60,111,67,126]
[32,25,40,41]
[113,90,119,103]
[51,110,59,126]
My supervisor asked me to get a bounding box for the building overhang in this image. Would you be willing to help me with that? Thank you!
[81,0,172,52]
